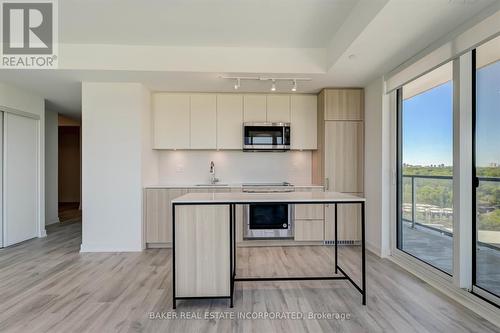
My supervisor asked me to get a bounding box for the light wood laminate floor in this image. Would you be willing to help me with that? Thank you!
[0,221,498,333]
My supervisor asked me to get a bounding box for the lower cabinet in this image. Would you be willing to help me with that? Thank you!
[294,219,324,241]
[144,187,363,246]
[175,205,230,297]
[144,187,233,246]
[324,196,363,242]
[293,187,325,241]
[145,188,187,244]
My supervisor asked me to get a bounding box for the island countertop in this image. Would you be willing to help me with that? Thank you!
[171,191,365,204]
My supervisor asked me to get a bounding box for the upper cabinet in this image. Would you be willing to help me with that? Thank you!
[190,94,217,149]
[243,95,267,122]
[217,94,243,150]
[153,93,190,149]
[324,89,363,121]
[152,92,317,150]
[266,95,290,122]
[290,95,317,150]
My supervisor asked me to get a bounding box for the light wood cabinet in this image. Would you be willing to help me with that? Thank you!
[145,187,233,246]
[295,219,324,241]
[153,94,190,149]
[266,95,290,122]
[313,88,364,242]
[243,95,267,122]
[294,187,324,241]
[324,89,363,121]
[190,94,216,149]
[152,92,317,150]
[294,187,324,220]
[290,95,317,150]
[145,188,187,243]
[324,199,362,242]
[324,121,364,193]
[216,94,243,149]
[175,205,230,297]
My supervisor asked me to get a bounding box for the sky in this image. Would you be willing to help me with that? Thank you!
[403,82,453,166]
[402,60,500,167]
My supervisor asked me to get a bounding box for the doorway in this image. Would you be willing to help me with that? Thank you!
[58,116,81,223]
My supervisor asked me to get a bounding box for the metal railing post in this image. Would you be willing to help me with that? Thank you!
[411,176,416,229]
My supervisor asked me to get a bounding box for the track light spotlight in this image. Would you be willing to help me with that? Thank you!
[291,79,297,92]
[270,80,276,92]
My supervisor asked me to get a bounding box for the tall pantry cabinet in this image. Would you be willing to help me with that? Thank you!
[313,89,364,242]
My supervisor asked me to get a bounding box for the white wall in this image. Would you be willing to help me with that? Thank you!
[45,109,59,225]
[157,150,312,185]
[81,82,152,252]
[364,77,391,257]
[0,82,45,240]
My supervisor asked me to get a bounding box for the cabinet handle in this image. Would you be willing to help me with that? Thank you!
[325,177,330,191]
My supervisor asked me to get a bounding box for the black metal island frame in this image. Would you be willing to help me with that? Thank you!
[171,191,366,309]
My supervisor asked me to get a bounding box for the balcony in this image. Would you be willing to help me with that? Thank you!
[401,175,500,296]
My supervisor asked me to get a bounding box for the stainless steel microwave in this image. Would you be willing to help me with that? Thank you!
[243,122,291,151]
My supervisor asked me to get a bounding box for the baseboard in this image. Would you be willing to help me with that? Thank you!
[366,241,382,257]
[39,229,47,238]
[147,242,172,249]
[45,217,60,226]
[80,244,143,253]
[389,252,500,328]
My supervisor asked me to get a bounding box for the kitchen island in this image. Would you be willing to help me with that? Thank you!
[171,191,366,309]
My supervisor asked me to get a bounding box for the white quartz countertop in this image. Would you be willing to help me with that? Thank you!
[171,191,365,204]
[145,184,324,189]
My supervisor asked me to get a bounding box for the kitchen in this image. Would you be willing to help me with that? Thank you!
[140,91,365,308]
[0,1,499,332]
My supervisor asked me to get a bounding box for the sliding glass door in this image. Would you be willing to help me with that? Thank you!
[397,62,454,275]
[473,35,500,302]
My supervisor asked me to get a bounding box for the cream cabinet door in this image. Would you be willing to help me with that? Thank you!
[217,94,243,149]
[190,94,217,149]
[324,121,364,192]
[153,94,190,149]
[243,95,267,122]
[290,95,317,150]
[324,89,363,121]
[266,95,290,122]
[324,199,362,241]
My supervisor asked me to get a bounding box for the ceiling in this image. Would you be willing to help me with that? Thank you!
[59,0,358,48]
[0,0,498,117]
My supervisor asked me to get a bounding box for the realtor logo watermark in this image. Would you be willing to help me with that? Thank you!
[1,0,58,68]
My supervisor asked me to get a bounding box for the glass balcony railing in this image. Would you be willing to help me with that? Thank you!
[402,175,500,247]
[402,175,454,235]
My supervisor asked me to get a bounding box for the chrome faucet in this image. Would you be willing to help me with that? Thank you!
[209,161,220,184]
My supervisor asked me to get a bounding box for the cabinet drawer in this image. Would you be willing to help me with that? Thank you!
[324,201,362,241]
[294,204,324,220]
[294,219,324,241]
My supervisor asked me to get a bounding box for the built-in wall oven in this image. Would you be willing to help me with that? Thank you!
[243,122,290,151]
[242,183,294,239]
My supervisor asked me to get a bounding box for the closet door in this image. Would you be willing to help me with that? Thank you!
[3,113,38,246]
[0,113,2,248]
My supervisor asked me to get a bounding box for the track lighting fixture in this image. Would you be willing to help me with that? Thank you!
[219,76,311,92]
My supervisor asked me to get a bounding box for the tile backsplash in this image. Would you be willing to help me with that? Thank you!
[157,150,312,185]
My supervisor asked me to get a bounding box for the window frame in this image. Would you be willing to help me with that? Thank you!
[471,47,500,308]
[395,79,454,276]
